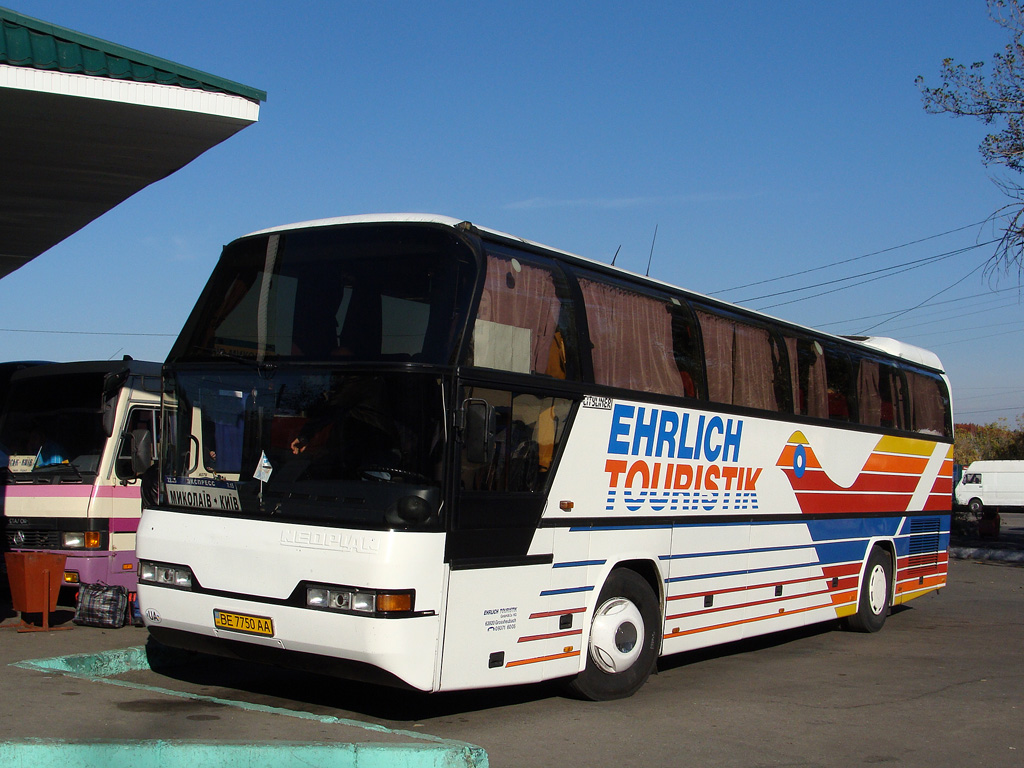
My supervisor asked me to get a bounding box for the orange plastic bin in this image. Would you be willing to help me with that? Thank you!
[4,551,70,632]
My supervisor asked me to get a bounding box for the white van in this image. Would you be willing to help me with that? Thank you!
[954,460,1024,513]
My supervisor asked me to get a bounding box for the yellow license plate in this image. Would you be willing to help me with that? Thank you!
[213,609,274,637]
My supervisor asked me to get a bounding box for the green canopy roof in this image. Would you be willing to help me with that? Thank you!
[0,6,265,278]
[0,6,265,102]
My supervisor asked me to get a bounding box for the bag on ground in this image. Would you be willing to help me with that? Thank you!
[73,583,128,628]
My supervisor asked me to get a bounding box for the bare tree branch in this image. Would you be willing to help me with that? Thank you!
[918,0,1024,279]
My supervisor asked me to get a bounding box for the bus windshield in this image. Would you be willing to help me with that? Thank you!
[1,372,106,477]
[160,368,447,529]
[168,223,477,365]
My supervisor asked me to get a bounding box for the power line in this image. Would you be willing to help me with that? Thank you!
[956,405,1024,417]
[857,259,988,334]
[815,286,1022,328]
[752,242,995,312]
[710,219,990,295]
[869,297,1022,334]
[0,328,175,337]
[740,241,995,307]
[895,318,1024,340]
[924,325,1024,348]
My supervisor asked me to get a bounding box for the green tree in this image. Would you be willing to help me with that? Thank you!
[917,0,1024,278]
[954,415,1024,464]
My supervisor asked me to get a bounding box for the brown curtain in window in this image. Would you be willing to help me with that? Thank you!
[732,323,777,411]
[785,337,828,418]
[859,360,882,427]
[806,345,828,419]
[580,279,685,396]
[909,373,946,435]
[698,311,734,404]
[476,255,563,375]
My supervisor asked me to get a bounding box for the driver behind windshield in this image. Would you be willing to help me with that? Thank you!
[289,374,402,478]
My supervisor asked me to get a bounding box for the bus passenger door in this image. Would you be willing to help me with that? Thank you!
[440,385,573,690]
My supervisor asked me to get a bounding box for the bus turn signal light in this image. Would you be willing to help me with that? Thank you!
[376,593,413,613]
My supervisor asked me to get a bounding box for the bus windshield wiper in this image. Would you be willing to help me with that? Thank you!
[33,462,84,480]
[212,348,278,375]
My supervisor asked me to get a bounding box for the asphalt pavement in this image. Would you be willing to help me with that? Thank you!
[1,515,1022,768]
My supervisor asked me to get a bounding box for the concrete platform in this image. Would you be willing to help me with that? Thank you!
[0,618,488,767]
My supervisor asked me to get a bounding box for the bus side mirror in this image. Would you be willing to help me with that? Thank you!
[129,428,154,476]
[463,399,495,464]
[101,368,130,437]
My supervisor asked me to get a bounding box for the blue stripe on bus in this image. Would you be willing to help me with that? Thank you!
[540,585,596,596]
[659,539,871,565]
[666,568,748,583]
[552,560,607,569]
[803,517,903,541]
[666,558,845,585]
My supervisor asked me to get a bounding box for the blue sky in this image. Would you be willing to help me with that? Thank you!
[2,1,1021,422]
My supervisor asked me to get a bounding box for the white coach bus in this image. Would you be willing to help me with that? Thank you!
[135,215,952,699]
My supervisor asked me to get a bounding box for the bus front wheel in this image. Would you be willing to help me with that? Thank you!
[568,568,659,701]
[845,546,892,633]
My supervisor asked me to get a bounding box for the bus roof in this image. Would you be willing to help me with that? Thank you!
[8,359,162,382]
[241,214,947,374]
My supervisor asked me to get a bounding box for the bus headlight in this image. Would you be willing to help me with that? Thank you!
[305,585,413,616]
[62,531,103,549]
[139,560,193,590]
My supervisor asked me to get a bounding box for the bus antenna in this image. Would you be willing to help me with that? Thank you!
[645,224,658,276]
[611,244,621,266]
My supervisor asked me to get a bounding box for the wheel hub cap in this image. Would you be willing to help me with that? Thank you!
[867,563,887,615]
[590,597,645,674]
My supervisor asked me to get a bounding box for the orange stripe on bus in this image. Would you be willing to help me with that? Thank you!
[777,445,822,468]
[505,650,580,668]
[666,586,835,622]
[861,453,929,474]
[528,607,586,620]
[518,629,583,643]
[664,602,834,639]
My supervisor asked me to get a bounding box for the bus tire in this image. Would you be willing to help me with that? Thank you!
[845,546,892,633]
[568,568,660,701]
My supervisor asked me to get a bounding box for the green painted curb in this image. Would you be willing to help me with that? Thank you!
[13,645,150,677]
[0,739,488,767]
[9,648,489,768]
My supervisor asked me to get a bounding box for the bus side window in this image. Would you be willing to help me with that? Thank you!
[786,337,828,418]
[460,387,571,493]
[857,359,907,429]
[467,249,579,380]
[907,370,951,436]
[697,310,733,405]
[577,274,697,399]
[858,359,884,427]
[696,309,790,411]
[671,300,705,399]
[824,347,858,422]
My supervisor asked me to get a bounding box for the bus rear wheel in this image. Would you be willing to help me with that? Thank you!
[845,546,892,633]
[568,568,659,700]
